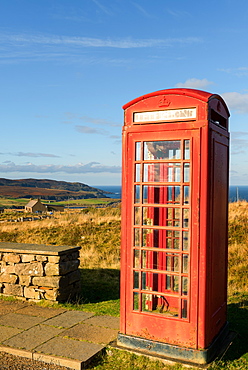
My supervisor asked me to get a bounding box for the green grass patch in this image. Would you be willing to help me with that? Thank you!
[57,268,120,316]
[0,197,28,208]
[91,348,185,369]
[46,198,119,206]
[79,268,120,316]
[35,268,120,317]
[0,196,119,209]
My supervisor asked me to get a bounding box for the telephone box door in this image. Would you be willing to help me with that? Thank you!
[121,128,200,348]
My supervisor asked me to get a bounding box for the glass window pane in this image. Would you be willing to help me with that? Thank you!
[169,163,181,182]
[165,275,179,292]
[141,251,179,271]
[144,141,181,160]
[143,207,154,226]
[134,250,140,268]
[141,293,179,317]
[143,250,155,269]
[182,254,189,273]
[133,292,139,311]
[133,271,139,289]
[184,140,190,160]
[142,229,159,248]
[173,237,180,249]
[165,230,180,249]
[134,207,141,225]
[181,299,188,318]
[183,208,189,228]
[143,185,181,204]
[143,185,148,203]
[166,253,179,272]
[135,164,141,182]
[166,208,180,227]
[183,231,189,251]
[184,186,189,204]
[141,250,147,269]
[141,272,159,291]
[166,275,171,290]
[172,276,179,292]
[142,228,151,247]
[182,277,188,295]
[135,142,141,161]
[143,163,181,183]
[134,228,140,246]
[141,271,147,290]
[166,236,172,249]
[135,185,141,203]
[140,229,183,251]
[184,163,190,182]
[142,207,181,227]
[166,254,172,271]
[153,229,159,248]
[167,186,181,204]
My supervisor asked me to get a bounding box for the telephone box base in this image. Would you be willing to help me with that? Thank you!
[117,324,234,366]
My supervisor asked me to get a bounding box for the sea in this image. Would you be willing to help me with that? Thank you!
[95,185,248,202]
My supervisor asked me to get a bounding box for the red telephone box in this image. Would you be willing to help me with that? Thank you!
[118,88,231,364]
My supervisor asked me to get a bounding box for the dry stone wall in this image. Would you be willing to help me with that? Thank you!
[0,242,81,302]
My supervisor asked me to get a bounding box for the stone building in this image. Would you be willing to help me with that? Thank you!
[25,199,64,213]
[25,199,47,213]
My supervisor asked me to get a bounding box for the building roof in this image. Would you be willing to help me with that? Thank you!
[25,199,41,208]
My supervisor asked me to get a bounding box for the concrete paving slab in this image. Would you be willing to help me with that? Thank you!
[84,315,120,330]
[33,352,83,370]
[0,345,33,360]
[0,326,23,342]
[3,324,64,351]
[35,336,104,362]
[0,313,45,329]
[43,310,94,328]
[0,301,119,369]
[16,305,66,318]
[61,322,119,344]
[0,301,28,314]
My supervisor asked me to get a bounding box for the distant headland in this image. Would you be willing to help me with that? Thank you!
[0,178,109,200]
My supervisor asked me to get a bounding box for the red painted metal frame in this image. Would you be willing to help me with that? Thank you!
[120,88,230,351]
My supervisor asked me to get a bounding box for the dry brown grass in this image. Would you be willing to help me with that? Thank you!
[228,201,248,295]
[0,202,247,295]
[0,207,121,269]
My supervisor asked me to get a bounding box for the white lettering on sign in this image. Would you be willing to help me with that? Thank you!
[133,108,197,123]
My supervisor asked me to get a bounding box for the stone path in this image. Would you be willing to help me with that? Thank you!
[0,300,119,370]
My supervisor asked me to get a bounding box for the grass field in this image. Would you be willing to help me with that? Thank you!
[0,201,247,369]
[0,196,118,208]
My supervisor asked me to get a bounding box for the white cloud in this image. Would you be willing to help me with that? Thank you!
[0,152,60,158]
[0,32,201,50]
[221,92,248,114]
[79,115,121,126]
[231,131,248,155]
[219,67,248,77]
[0,162,121,174]
[167,9,192,18]
[75,125,109,135]
[132,2,155,18]
[0,32,202,66]
[91,0,113,16]
[175,78,213,89]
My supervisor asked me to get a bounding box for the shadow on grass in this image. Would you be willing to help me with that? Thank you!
[80,268,120,303]
[223,294,248,362]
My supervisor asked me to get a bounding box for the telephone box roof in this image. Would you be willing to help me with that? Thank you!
[122,88,230,116]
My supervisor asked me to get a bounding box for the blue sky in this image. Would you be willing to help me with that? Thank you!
[0,0,248,186]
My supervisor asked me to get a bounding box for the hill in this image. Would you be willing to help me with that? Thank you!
[0,178,108,200]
